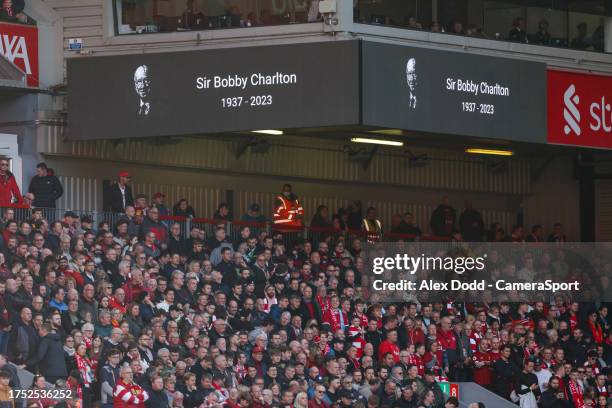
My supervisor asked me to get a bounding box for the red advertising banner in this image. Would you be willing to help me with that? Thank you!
[0,22,39,87]
[450,383,460,399]
[548,69,612,149]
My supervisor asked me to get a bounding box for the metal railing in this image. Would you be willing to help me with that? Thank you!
[0,204,452,243]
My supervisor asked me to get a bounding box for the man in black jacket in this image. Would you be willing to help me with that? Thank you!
[26,323,67,383]
[218,247,238,288]
[106,171,134,213]
[8,307,38,371]
[146,375,170,408]
[493,345,519,400]
[430,197,457,237]
[422,370,446,408]
[459,201,484,241]
[564,327,588,366]
[28,163,63,208]
[515,359,541,405]
[100,349,122,408]
[541,376,572,408]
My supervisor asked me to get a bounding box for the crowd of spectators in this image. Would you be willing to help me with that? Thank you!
[116,0,321,34]
[358,12,606,53]
[0,160,610,408]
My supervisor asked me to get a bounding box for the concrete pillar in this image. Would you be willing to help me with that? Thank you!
[605,17,612,53]
[432,0,438,23]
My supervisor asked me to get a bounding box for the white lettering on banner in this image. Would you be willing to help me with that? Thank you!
[445,78,509,97]
[213,75,249,90]
[250,72,297,86]
[195,72,298,91]
[0,34,31,75]
[562,84,612,136]
[480,82,509,96]
[590,96,612,133]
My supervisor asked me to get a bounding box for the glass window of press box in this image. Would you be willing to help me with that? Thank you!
[354,0,612,53]
[113,0,320,34]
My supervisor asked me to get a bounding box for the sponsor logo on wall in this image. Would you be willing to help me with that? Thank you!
[563,84,581,136]
[549,70,612,149]
[0,22,38,87]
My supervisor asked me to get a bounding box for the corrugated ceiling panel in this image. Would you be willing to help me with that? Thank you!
[41,130,531,195]
[596,180,612,241]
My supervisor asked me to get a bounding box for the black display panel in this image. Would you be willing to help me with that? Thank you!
[67,41,360,140]
[361,41,547,143]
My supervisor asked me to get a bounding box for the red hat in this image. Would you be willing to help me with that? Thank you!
[118,171,131,178]
[153,192,165,199]
[252,346,265,354]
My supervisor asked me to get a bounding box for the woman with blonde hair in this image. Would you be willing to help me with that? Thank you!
[293,392,308,408]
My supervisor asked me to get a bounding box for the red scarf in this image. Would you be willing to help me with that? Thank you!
[588,320,603,344]
[316,295,331,314]
[83,336,92,350]
[408,354,424,376]
[569,314,578,331]
[469,331,481,352]
[76,354,94,386]
[567,380,585,408]
[596,385,608,398]
[326,308,347,332]
[355,312,368,328]
[438,329,457,351]
[320,342,330,356]
[348,356,360,369]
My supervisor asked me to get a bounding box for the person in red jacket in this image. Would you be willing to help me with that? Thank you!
[322,295,348,333]
[472,339,493,389]
[378,329,400,363]
[0,157,23,205]
[122,269,146,304]
[273,183,304,226]
[113,364,149,408]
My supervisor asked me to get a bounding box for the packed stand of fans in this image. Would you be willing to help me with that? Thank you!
[0,159,610,408]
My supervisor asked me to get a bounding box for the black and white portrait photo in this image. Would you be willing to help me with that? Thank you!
[134,65,152,116]
[406,58,417,109]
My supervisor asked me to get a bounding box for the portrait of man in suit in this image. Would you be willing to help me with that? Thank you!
[406,58,417,109]
[134,65,152,116]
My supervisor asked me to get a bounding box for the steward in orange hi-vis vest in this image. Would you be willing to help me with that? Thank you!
[273,184,304,227]
[362,207,383,243]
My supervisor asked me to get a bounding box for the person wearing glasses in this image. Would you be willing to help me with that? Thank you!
[100,349,122,408]
[113,363,149,407]
[0,157,24,206]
